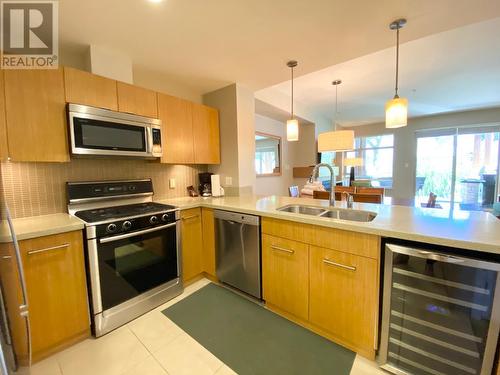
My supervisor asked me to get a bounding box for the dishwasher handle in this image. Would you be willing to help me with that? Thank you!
[213,210,260,226]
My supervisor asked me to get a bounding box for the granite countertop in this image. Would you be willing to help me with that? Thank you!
[0,213,85,243]
[157,195,500,254]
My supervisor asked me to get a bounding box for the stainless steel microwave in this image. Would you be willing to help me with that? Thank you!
[68,103,162,158]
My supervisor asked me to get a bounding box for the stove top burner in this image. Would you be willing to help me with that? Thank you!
[75,202,176,223]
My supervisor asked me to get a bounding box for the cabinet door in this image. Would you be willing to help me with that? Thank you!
[117,82,158,117]
[262,234,309,320]
[0,72,8,160]
[4,69,69,162]
[157,93,194,164]
[181,208,203,282]
[201,208,216,277]
[309,245,378,355]
[20,231,89,361]
[192,103,220,164]
[64,67,118,110]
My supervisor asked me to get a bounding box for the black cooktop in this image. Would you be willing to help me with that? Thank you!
[75,202,175,223]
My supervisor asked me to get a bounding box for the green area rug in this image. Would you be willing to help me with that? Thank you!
[162,283,355,375]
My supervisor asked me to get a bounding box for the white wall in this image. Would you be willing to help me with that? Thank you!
[254,114,293,196]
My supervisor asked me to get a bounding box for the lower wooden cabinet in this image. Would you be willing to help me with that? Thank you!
[309,245,378,356]
[201,208,216,277]
[181,208,203,282]
[0,231,90,364]
[262,234,309,321]
[261,217,380,359]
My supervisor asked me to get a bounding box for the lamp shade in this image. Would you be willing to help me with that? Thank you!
[385,97,408,128]
[286,119,299,141]
[343,157,363,167]
[318,130,354,152]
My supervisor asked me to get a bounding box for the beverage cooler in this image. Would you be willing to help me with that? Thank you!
[379,243,500,375]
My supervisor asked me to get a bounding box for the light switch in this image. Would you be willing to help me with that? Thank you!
[225,176,233,186]
[169,178,176,189]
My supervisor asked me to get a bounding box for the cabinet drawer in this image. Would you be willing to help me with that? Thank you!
[261,217,380,259]
[262,234,309,320]
[309,245,378,353]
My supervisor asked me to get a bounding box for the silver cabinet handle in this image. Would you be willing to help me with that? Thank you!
[27,243,69,256]
[271,245,295,254]
[323,259,356,271]
[181,215,199,221]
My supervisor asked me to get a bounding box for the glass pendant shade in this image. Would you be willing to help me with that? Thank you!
[385,96,408,128]
[286,119,299,141]
[318,130,354,152]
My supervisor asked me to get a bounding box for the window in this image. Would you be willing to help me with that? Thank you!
[346,134,394,188]
[255,133,281,176]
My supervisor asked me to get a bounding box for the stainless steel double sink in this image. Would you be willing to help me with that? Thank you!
[276,204,377,222]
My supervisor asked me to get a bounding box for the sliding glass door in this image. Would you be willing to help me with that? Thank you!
[415,127,499,211]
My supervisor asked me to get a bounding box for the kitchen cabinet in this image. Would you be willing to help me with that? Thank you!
[157,93,195,164]
[0,72,8,160]
[0,231,90,364]
[64,67,118,110]
[309,245,378,357]
[261,217,380,359]
[117,81,158,118]
[262,234,309,321]
[201,208,216,277]
[4,69,69,162]
[192,103,220,164]
[181,208,203,282]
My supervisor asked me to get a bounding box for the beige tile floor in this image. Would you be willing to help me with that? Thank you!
[16,279,388,375]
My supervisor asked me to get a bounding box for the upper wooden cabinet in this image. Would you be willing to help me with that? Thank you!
[4,69,69,162]
[192,103,220,164]
[64,67,118,110]
[0,73,8,161]
[117,82,158,118]
[157,93,195,164]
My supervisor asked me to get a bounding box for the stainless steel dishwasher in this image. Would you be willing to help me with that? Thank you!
[214,210,261,299]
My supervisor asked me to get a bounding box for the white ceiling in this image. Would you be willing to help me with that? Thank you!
[256,17,500,127]
[59,0,500,95]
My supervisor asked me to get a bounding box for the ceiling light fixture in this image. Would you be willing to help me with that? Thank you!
[385,18,408,129]
[286,60,299,142]
[318,80,354,152]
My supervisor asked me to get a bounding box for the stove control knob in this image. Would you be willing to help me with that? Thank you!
[149,216,159,224]
[161,214,170,222]
[106,223,117,233]
[122,221,132,231]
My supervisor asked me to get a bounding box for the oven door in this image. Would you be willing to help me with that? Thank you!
[89,223,180,315]
[69,111,152,157]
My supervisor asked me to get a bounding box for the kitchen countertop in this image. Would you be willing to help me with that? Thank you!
[157,195,500,254]
[0,213,85,243]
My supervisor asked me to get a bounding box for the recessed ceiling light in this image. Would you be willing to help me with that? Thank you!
[148,0,164,3]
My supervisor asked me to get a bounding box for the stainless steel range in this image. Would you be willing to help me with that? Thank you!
[67,179,183,337]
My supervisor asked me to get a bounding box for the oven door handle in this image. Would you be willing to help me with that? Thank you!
[99,222,177,243]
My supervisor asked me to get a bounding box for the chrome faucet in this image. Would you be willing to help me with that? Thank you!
[312,163,336,206]
[342,191,353,208]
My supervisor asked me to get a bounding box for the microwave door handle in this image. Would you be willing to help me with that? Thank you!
[146,127,152,154]
[99,222,177,243]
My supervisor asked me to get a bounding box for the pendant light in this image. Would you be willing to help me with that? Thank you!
[318,80,354,152]
[286,60,299,141]
[385,18,408,128]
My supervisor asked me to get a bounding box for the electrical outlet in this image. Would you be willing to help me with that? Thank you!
[225,176,233,186]
[169,178,176,189]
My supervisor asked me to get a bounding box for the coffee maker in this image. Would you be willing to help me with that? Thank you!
[198,172,213,197]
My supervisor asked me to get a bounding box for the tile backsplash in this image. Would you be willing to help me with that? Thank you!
[0,159,205,218]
